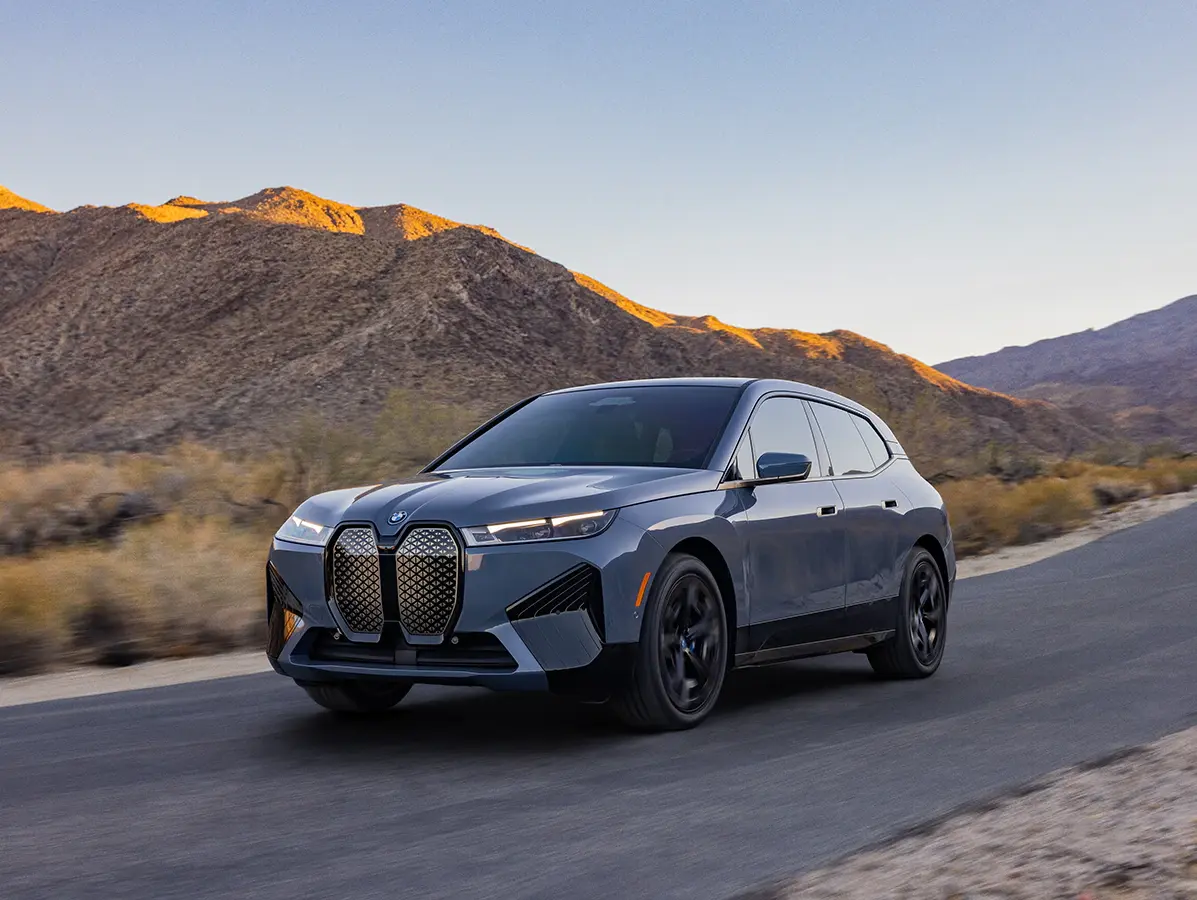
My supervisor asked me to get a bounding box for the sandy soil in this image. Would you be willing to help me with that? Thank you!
[957,489,1197,580]
[762,726,1197,900]
[0,651,269,708]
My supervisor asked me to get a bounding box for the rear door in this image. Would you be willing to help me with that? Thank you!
[735,396,847,634]
[806,401,903,614]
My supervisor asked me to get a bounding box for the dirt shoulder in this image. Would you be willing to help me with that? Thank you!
[956,488,1197,580]
[0,651,270,708]
[741,725,1197,900]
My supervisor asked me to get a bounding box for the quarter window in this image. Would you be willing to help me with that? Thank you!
[747,397,821,471]
[808,402,877,476]
[852,415,891,469]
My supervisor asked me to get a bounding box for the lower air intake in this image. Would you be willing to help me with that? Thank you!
[507,564,604,640]
[266,565,302,660]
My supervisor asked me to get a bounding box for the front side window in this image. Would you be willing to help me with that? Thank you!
[434,385,742,470]
[809,402,877,476]
[747,397,821,467]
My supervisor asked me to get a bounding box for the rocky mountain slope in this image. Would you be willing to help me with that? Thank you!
[0,185,1106,475]
[938,295,1197,446]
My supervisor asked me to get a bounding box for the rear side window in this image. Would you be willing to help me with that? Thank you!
[852,415,891,468]
[748,397,821,468]
[808,402,877,476]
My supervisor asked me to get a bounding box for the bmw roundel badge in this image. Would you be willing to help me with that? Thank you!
[388,510,408,525]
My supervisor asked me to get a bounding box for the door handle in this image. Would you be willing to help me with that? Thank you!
[884,499,898,509]
[817,505,838,517]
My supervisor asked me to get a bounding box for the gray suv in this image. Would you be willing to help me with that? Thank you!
[266,378,954,731]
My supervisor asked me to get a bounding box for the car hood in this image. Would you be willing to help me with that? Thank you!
[291,466,722,538]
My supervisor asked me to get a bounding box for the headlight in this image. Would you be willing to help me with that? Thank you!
[275,514,335,546]
[462,510,616,546]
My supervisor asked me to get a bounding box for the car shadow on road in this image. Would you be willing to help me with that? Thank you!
[718,657,880,714]
[263,657,880,762]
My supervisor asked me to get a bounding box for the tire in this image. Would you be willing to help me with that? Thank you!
[611,553,729,732]
[302,680,412,713]
[867,547,947,678]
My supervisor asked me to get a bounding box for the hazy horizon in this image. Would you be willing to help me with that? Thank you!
[3,0,1195,362]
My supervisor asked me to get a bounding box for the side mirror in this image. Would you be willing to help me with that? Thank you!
[755,452,813,482]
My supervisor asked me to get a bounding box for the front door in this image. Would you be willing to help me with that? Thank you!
[734,396,847,645]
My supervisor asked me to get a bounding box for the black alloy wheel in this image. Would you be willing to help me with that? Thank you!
[659,574,725,713]
[611,553,729,731]
[908,557,945,667]
[867,546,948,678]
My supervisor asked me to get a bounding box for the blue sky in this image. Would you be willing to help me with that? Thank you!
[2,0,1194,362]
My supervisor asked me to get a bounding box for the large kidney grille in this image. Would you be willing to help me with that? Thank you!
[395,526,460,636]
[330,527,385,635]
[330,525,461,638]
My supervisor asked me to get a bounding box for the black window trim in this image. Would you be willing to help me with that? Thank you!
[850,409,892,469]
[721,391,896,487]
[805,398,894,479]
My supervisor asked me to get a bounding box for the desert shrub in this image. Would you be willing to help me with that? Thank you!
[1143,457,1197,494]
[1089,440,1142,467]
[1002,478,1096,544]
[1089,478,1151,507]
[942,475,1098,555]
[0,447,297,558]
[1050,458,1094,479]
[371,388,483,474]
[0,626,52,676]
[276,389,486,502]
[939,476,1015,555]
[0,515,265,674]
[0,555,61,675]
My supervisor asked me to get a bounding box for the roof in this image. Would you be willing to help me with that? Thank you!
[546,377,755,393]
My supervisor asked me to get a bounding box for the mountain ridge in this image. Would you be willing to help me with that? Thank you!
[0,183,1108,473]
[938,295,1197,445]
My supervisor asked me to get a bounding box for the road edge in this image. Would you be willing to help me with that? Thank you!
[723,743,1159,900]
[0,651,272,708]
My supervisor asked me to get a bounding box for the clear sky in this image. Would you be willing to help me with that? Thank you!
[2,1,1194,363]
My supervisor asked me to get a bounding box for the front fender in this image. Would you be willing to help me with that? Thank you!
[618,489,748,636]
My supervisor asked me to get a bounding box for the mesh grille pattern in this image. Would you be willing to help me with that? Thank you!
[331,527,384,635]
[395,527,460,636]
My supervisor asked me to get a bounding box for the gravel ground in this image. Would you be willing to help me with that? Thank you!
[756,726,1197,900]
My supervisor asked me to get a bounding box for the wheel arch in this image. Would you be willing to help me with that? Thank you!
[914,534,950,604]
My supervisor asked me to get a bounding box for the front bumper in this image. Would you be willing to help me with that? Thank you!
[265,515,661,695]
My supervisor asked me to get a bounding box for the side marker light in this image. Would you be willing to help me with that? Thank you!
[635,572,652,608]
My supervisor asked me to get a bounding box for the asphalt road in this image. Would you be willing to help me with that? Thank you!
[4,506,1197,900]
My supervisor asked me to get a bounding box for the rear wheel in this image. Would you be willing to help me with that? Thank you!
[302,680,412,713]
[867,547,947,678]
[611,554,728,732]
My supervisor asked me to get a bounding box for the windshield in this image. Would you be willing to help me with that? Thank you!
[434,385,742,470]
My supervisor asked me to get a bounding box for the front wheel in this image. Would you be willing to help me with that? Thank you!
[302,680,412,713]
[610,553,728,732]
[867,547,947,678]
